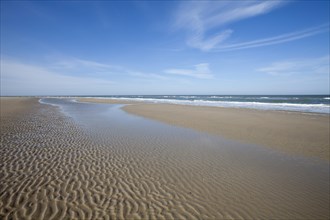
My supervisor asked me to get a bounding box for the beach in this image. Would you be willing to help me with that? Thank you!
[80,97,330,161]
[1,97,329,219]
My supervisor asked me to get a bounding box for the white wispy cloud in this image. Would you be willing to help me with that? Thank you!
[216,24,329,51]
[51,57,122,72]
[174,1,285,51]
[174,1,329,52]
[257,55,330,76]
[0,59,116,96]
[164,63,213,79]
[0,57,172,95]
[130,71,169,80]
[51,56,167,80]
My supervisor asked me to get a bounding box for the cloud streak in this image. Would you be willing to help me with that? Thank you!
[0,57,171,96]
[174,1,285,51]
[164,63,213,79]
[1,59,116,96]
[216,24,329,51]
[174,1,328,52]
[257,55,330,76]
[51,56,167,80]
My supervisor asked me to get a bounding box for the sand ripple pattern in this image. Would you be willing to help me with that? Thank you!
[0,103,213,219]
[1,100,329,219]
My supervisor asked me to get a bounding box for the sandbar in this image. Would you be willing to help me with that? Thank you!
[80,98,330,161]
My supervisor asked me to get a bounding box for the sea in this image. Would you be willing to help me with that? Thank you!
[79,95,330,114]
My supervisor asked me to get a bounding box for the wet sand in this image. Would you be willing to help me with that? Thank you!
[79,98,330,161]
[1,97,329,219]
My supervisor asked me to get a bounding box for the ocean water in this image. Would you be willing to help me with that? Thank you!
[80,95,330,114]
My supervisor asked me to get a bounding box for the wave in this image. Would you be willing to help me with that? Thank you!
[259,97,299,100]
[173,96,301,100]
[91,97,330,114]
[209,96,233,99]
[39,98,60,107]
[178,96,197,98]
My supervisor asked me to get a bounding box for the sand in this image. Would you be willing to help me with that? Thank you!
[0,97,35,117]
[1,97,329,219]
[79,98,330,161]
[124,104,330,161]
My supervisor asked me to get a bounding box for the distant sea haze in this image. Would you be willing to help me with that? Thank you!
[79,95,330,114]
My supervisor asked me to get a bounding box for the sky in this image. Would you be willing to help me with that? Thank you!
[1,0,329,96]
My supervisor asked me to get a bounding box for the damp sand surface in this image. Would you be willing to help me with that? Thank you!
[1,97,329,219]
[79,97,330,161]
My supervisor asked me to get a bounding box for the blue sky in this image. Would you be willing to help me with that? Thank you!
[1,0,329,96]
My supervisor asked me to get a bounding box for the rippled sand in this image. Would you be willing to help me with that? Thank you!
[0,98,329,219]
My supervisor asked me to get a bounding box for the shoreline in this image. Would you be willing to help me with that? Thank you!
[1,97,329,219]
[77,97,330,115]
[79,97,330,161]
[77,96,330,114]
